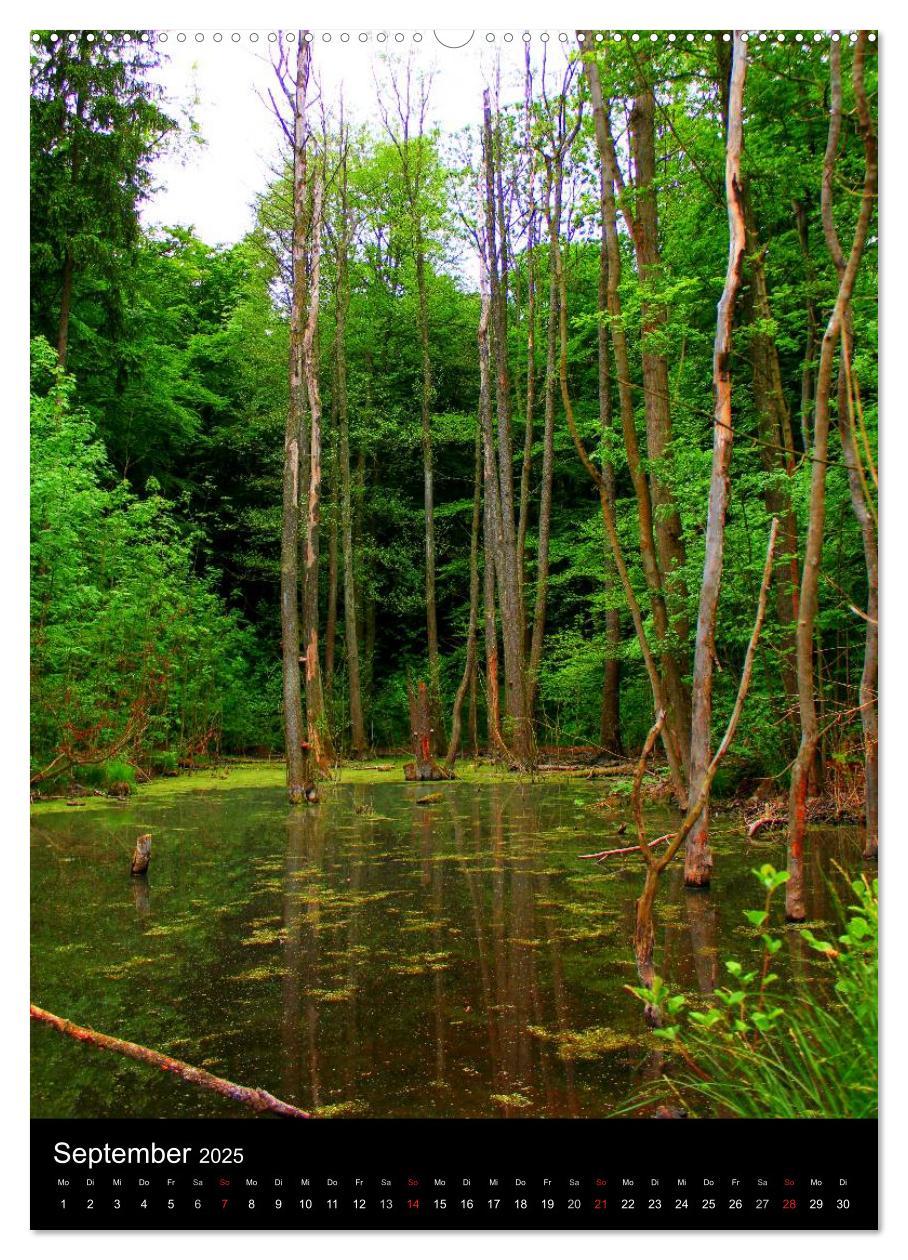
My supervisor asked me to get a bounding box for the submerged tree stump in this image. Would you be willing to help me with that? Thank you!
[404,681,454,782]
[131,833,152,876]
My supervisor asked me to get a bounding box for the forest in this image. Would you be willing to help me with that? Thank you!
[30,29,877,1122]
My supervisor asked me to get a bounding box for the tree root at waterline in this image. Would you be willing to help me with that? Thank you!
[30,1004,311,1119]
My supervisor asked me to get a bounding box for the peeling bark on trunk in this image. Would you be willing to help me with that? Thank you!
[300,168,333,771]
[685,31,748,888]
[787,33,877,919]
[280,34,316,805]
[406,680,453,781]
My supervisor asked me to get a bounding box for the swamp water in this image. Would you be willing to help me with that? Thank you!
[31,777,861,1119]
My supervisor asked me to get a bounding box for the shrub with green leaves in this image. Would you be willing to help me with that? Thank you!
[30,337,270,780]
[626,865,878,1119]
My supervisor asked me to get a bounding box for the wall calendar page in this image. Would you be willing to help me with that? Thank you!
[27,19,880,1239]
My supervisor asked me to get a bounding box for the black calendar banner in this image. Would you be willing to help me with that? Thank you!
[32,1117,878,1229]
[29,27,880,1237]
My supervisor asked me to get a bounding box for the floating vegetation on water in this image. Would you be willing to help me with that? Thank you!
[491,1092,532,1109]
[144,922,192,938]
[400,911,447,933]
[527,1025,641,1061]
[303,985,356,1003]
[229,964,287,982]
[99,956,159,981]
[240,927,287,947]
[392,949,453,975]
[311,1100,368,1118]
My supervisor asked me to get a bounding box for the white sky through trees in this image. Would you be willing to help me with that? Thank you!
[144,29,569,248]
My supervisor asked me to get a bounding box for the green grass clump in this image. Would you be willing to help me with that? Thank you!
[74,758,137,794]
[625,866,877,1120]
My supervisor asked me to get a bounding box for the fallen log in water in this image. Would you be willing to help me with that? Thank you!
[536,763,646,777]
[30,1004,311,1119]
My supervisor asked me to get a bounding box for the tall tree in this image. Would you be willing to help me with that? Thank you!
[481,86,534,766]
[377,60,444,748]
[786,33,877,919]
[279,33,316,804]
[582,45,687,797]
[325,107,368,755]
[300,160,334,769]
[30,31,175,367]
[684,31,748,888]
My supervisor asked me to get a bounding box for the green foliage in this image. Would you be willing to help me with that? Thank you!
[30,338,271,780]
[28,37,877,762]
[626,867,878,1119]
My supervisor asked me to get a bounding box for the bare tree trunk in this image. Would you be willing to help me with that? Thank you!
[516,45,538,620]
[742,195,801,724]
[324,479,338,702]
[793,197,820,452]
[333,127,367,756]
[280,34,316,804]
[626,62,690,704]
[685,31,748,888]
[482,89,533,766]
[582,49,687,794]
[57,246,74,368]
[415,246,444,752]
[446,426,482,770]
[787,33,877,919]
[301,166,333,771]
[406,680,452,781]
[553,202,688,804]
[526,170,560,715]
[478,247,505,759]
[595,159,622,757]
[631,521,777,1022]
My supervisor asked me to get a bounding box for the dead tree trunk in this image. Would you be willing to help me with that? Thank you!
[301,164,333,771]
[446,426,482,770]
[516,44,538,619]
[633,521,777,1022]
[685,31,748,889]
[280,33,316,805]
[130,833,152,876]
[31,1004,310,1119]
[787,33,877,919]
[406,681,454,782]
